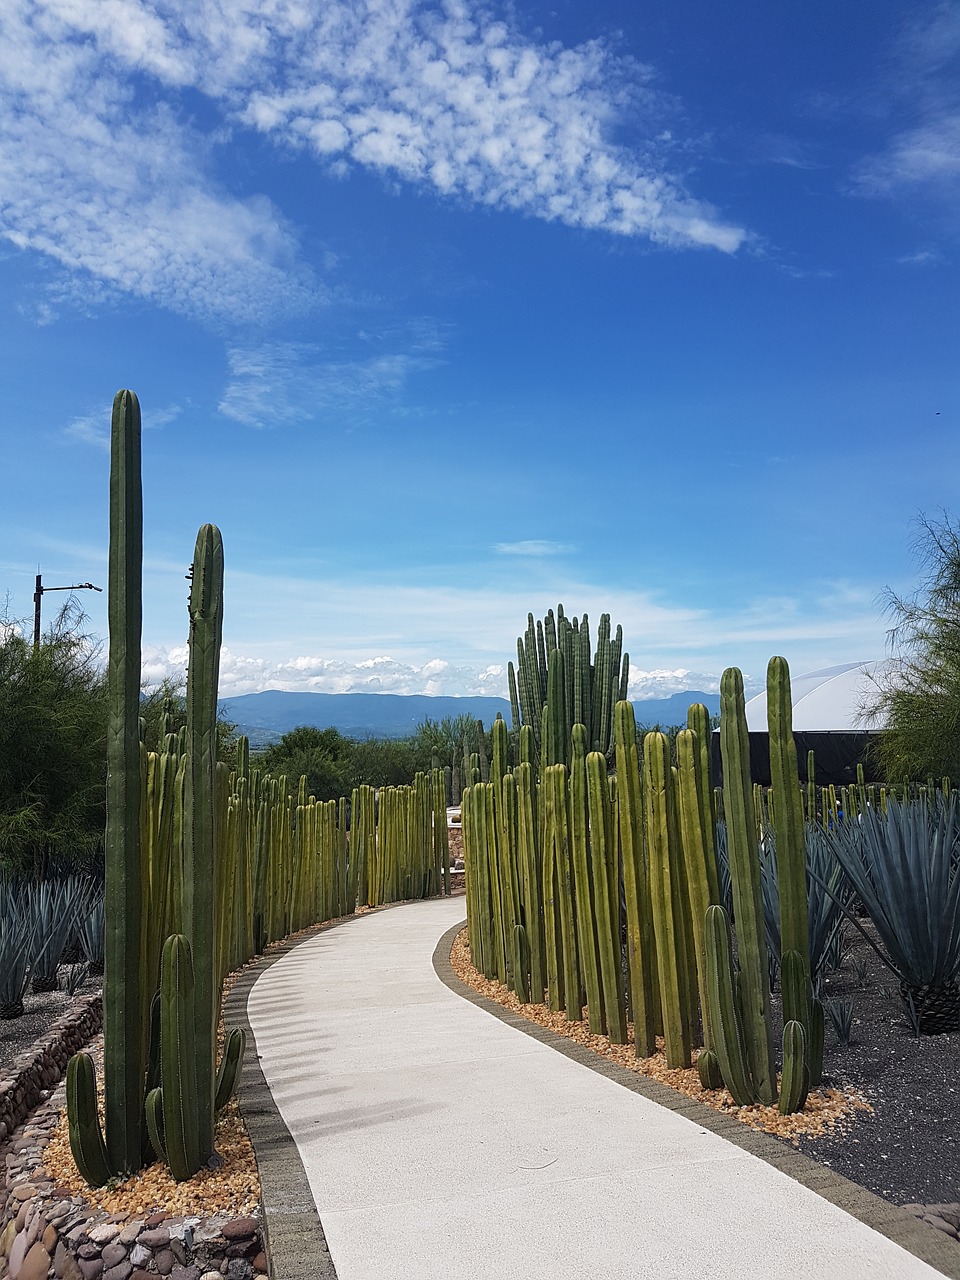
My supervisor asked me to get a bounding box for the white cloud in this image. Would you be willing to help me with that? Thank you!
[0,0,319,326]
[628,668,724,699]
[852,4,960,208]
[494,540,573,556]
[141,644,509,697]
[218,336,442,426]
[856,113,960,194]
[65,402,182,448]
[3,0,747,331]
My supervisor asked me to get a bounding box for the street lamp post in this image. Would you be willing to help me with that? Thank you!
[33,573,103,649]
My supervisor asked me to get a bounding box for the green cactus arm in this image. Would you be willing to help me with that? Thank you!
[508,661,522,733]
[159,933,202,1182]
[702,906,756,1106]
[778,1020,810,1115]
[66,1053,113,1188]
[215,1027,247,1113]
[145,1088,166,1161]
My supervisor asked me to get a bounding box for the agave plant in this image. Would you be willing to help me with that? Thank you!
[823,796,960,1034]
[78,893,105,975]
[0,915,35,1018]
[24,877,91,992]
[760,825,856,992]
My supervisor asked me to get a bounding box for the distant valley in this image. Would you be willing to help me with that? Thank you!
[218,689,720,749]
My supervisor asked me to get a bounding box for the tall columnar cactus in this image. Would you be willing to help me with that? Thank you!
[509,607,629,761]
[184,523,224,1163]
[586,750,627,1043]
[715,668,777,1105]
[570,726,604,1033]
[767,657,819,1084]
[643,731,692,1069]
[102,390,147,1176]
[675,724,722,1080]
[614,701,657,1057]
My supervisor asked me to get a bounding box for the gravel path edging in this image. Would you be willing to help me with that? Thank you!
[431,920,960,1280]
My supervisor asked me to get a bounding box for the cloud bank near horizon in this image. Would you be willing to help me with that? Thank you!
[140,643,742,702]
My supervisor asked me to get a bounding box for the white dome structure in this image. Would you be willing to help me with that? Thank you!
[743,660,894,732]
[713,659,896,785]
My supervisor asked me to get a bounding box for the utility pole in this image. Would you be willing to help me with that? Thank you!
[33,573,102,649]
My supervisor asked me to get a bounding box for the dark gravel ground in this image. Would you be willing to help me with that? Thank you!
[792,920,959,1207]
[0,976,101,1077]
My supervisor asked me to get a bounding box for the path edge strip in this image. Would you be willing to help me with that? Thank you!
[432,919,960,1280]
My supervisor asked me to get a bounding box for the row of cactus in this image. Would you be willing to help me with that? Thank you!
[66,391,454,1189]
[508,607,629,764]
[463,647,823,1115]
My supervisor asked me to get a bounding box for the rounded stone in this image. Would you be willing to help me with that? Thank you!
[137,1229,170,1249]
[102,1240,129,1268]
[220,1219,257,1242]
[103,1261,133,1280]
[154,1248,176,1276]
[20,1240,53,1280]
[88,1223,121,1245]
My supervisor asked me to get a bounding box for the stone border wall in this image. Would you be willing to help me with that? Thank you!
[0,996,267,1280]
[0,996,103,1148]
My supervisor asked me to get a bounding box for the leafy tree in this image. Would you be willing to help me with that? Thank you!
[139,677,241,769]
[869,513,960,782]
[0,601,107,876]
[256,726,356,801]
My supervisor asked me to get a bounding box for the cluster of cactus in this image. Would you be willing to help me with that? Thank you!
[464,619,824,1116]
[702,662,822,1111]
[65,392,453,1189]
[508,607,629,764]
[66,395,247,1184]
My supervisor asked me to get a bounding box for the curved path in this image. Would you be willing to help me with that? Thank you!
[237,897,958,1280]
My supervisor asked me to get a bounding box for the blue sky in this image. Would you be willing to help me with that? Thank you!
[2,0,957,700]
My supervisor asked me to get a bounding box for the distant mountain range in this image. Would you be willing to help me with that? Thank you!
[218,688,720,748]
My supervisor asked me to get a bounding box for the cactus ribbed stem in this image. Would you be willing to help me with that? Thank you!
[614,702,657,1057]
[184,524,224,1162]
[719,668,777,1105]
[103,389,145,1177]
[643,731,691,1069]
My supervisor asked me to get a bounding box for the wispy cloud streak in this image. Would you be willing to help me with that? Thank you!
[2,0,746,330]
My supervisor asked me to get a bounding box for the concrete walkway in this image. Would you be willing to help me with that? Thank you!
[239,897,959,1280]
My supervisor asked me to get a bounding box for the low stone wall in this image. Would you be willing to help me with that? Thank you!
[0,998,267,1280]
[0,996,103,1147]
